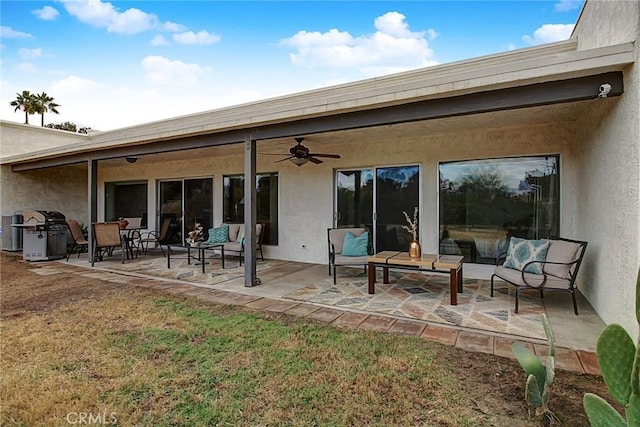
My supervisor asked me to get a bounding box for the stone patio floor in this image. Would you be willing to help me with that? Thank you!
[49,251,605,376]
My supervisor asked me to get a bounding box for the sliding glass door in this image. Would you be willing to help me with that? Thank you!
[335,165,419,253]
[375,166,420,251]
[158,178,213,244]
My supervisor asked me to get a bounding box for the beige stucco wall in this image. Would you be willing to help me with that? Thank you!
[0,121,87,159]
[0,164,87,223]
[573,0,640,340]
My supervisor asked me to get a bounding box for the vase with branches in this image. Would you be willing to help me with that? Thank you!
[402,207,421,257]
[186,222,204,246]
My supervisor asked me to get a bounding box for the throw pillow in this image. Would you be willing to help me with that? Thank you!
[341,231,369,257]
[207,225,229,243]
[503,237,550,274]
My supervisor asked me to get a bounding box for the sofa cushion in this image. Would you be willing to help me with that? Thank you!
[543,240,581,279]
[207,225,229,243]
[503,237,550,274]
[341,231,369,256]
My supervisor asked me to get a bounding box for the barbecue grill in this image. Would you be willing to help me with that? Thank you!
[14,210,68,261]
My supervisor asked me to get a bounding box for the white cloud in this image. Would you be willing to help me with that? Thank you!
[161,21,186,33]
[0,26,33,39]
[18,48,43,60]
[50,75,100,94]
[60,0,158,35]
[555,0,583,12]
[280,11,437,74]
[141,55,211,85]
[173,30,221,45]
[150,35,169,46]
[32,6,60,20]
[14,62,38,74]
[522,24,574,45]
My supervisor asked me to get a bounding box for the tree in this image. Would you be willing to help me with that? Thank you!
[45,121,77,132]
[9,90,37,124]
[33,92,60,127]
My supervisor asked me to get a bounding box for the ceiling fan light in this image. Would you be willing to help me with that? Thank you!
[289,157,309,166]
[125,157,138,164]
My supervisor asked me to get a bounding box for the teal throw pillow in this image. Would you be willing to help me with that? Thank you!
[503,237,550,274]
[341,231,369,257]
[207,225,229,243]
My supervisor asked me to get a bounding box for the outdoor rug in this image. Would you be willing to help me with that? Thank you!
[282,268,547,340]
[105,255,288,286]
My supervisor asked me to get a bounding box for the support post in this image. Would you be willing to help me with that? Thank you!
[88,159,98,266]
[243,135,258,286]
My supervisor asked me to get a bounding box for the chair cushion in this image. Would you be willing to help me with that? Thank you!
[329,228,366,254]
[341,231,369,256]
[503,237,550,274]
[207,225,229,243]
[543,240,581,279]
[334,254,369,266]
[226,224,242,242]
[494,266,571,290]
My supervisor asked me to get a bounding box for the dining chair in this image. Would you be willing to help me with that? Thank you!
[93,222,125,263]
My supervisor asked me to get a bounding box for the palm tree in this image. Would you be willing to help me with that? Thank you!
[34,92,60,127]
[10,90,37,124]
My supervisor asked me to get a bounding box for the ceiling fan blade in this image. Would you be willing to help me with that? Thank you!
[274,156,294,163]
[262,153,291,156]
[308,157,323,164]
[308,153,341,159]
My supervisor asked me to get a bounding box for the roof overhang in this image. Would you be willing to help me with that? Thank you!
[3,40,634,172]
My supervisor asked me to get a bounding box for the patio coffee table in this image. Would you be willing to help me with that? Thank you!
[367,251,464,305]
[166,243,225,274]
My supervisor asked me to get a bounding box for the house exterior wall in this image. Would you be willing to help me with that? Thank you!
[0,164,87,223]
[572,0,640,336]
[94,121,578,267]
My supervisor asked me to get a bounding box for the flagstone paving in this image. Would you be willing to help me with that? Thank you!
[38,256,601,376]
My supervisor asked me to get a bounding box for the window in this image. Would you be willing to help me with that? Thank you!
[439,155,559,264]
[223,173,278,245]
[105,181,148,226]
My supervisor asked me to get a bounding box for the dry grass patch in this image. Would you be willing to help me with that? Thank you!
[1,253,610,426]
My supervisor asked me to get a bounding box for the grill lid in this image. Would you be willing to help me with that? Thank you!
[22,210,66,225]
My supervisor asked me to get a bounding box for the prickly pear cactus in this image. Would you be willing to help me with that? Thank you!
[584,268,640,426]
[512,313,556,420]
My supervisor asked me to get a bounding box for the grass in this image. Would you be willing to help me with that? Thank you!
[2,286,502,426]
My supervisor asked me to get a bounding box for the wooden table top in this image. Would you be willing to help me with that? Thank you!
[368,251,463,269]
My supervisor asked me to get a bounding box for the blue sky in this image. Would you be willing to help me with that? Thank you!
[1,0,585,131]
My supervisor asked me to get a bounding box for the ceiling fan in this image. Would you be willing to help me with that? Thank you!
[268,137,341,166]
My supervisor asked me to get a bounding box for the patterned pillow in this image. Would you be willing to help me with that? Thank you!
[207,225,229,243]
[341,231,369,257]
[503,237,550,274]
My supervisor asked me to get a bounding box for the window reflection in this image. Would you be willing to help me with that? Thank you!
[223,173,279,245]
[439,156,559,264]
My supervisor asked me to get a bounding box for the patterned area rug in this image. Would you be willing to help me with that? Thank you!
[283,268,547,340]
[105,255,287,286]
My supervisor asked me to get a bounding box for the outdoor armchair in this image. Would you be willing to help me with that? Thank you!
[328,227,371,285]
[490,236,588,314]
[66,219,88,261]
[92,222,125,264]
[140,217,171,256]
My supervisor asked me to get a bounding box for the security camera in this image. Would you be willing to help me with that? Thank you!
[598,83,612,98]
